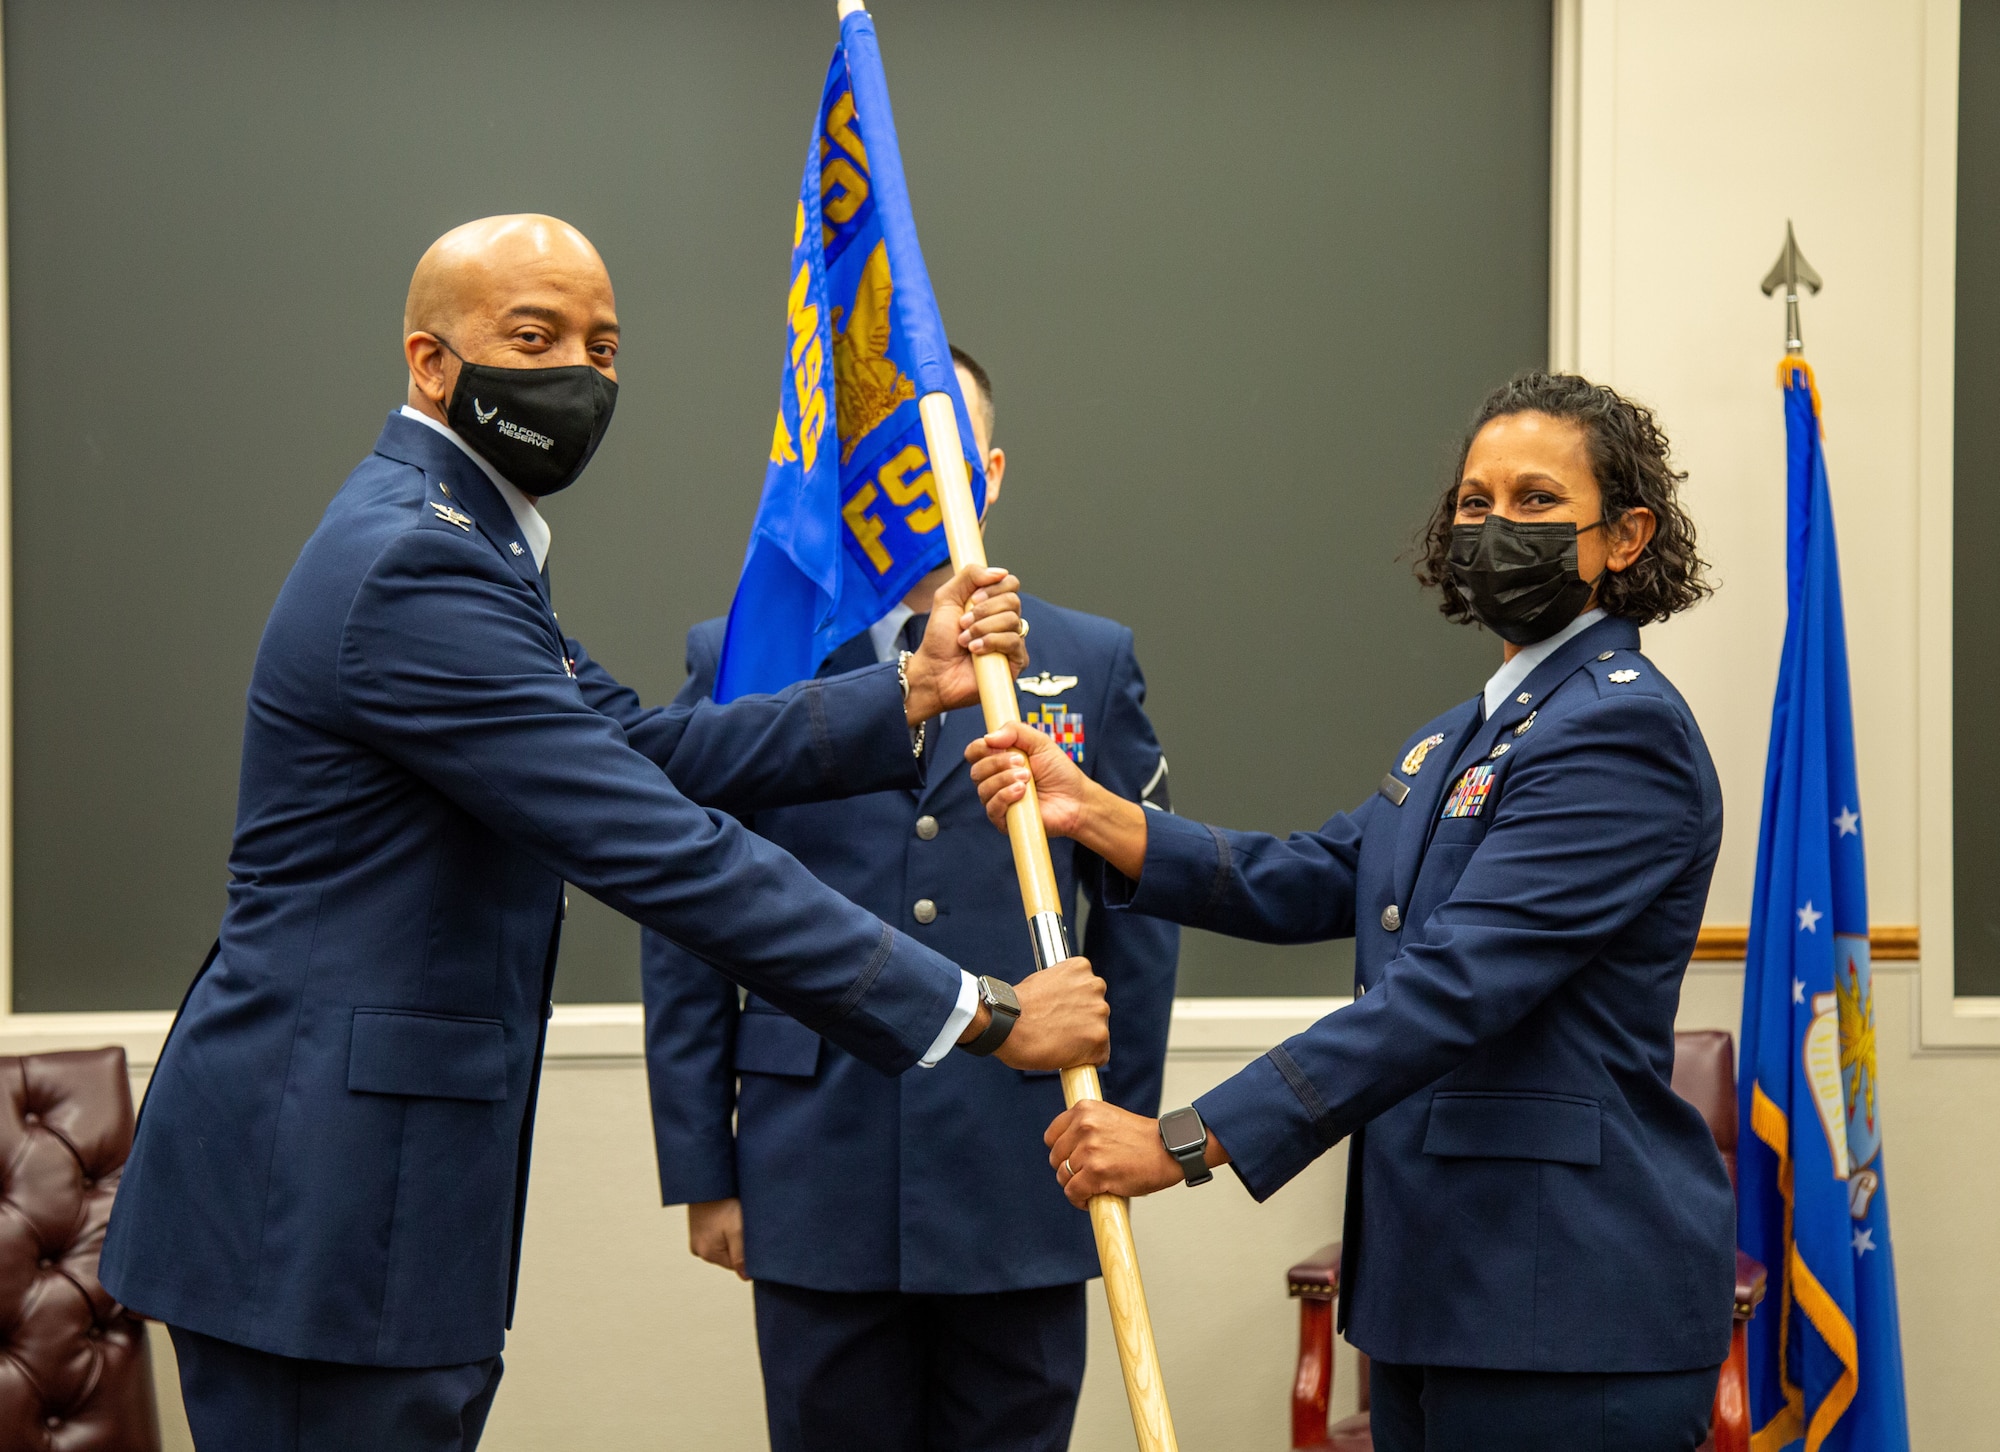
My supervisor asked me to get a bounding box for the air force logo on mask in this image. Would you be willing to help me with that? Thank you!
[473,399,499,425]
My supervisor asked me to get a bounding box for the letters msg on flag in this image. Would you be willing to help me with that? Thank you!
[715,9,985,701]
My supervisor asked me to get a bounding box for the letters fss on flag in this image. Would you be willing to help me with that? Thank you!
[765,62,986,620]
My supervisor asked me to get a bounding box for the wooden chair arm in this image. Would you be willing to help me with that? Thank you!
[1288,1240,1342,1302]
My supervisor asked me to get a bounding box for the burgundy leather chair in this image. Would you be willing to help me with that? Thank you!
[0,1047,161,1449]
[1286,1030,1767,1452]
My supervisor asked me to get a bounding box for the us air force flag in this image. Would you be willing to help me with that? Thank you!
[1738,359,1910,1452]
[715,8,986,701]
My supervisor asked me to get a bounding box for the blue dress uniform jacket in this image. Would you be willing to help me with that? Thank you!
[99,414,966,1368]
[643,601,1179,1294]
[1114,616,1734,1373]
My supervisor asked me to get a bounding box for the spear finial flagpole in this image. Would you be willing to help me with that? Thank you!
[1761,221,1823,356]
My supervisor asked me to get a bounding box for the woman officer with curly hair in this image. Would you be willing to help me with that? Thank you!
[968,374,1733,1451]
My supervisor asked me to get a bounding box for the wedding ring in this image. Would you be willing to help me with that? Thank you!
[1021,619,1031,637]
[1062,1158,1074,1180]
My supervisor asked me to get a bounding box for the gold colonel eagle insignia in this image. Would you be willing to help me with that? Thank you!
[833,241,917,463]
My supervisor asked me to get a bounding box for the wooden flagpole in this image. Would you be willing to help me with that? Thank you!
[917,391,1180,1452]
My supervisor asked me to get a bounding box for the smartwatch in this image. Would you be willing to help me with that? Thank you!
[960,975,1021,1057]
[1158,1106,1213,1187]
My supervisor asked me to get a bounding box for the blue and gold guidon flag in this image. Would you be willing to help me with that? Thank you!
[715,8,985,701]
[1738,358,1909,1452]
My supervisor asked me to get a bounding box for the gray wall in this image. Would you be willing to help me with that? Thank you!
[6,0,1548,1010]
[1957,0,2000,995]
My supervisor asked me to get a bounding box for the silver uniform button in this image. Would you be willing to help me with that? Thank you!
[913,899,938,925]
[915,815,939,840]
[1381,904,1402,932]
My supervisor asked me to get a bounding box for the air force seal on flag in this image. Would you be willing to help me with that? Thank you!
[1837,933,1883,1218]
[1026,703,1084,766]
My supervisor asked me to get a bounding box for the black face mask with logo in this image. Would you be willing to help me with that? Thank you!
[1447,515,1606,646]
[439,340,619,497]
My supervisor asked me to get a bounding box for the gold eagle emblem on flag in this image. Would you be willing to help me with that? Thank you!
[832,240,916,462]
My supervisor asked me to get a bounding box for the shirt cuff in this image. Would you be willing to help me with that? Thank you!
[919,970,980,1067]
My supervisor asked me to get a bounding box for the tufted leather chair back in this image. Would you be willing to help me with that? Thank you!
[0,1047,160,1450]
[1669,1029,1739,1190]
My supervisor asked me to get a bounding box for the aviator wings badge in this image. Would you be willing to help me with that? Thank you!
[1017,671,1079,698]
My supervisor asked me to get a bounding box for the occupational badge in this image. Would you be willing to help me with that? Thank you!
[429,501,473,531]
[1025,703,1085,765]
[1440,763,1495,819]
[1400,734,1446,776]
[1513,710,1537,737]
[1017,671,1079,698]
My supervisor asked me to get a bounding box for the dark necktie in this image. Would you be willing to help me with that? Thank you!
[899,612,929,656]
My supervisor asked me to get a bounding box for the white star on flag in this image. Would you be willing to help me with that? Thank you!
[1834,807,1860,837]
[1853,1227,1876,1255]
[1797,901,1822,933]
[1793,978,1806,1005]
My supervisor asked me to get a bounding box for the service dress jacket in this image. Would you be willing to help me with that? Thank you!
[643,603,1180,1294]
[1117,616,1734,1373]
[100,414,965,1368]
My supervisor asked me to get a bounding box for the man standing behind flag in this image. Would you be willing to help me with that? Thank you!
[1737,356,1910,1451]
[645,348,1179,1452]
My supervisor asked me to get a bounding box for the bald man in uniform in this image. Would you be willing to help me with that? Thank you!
[99,216,1111,1452]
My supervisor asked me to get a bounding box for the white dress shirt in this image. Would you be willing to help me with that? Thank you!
[1481,608,1607,718]
[402,405,978,1065]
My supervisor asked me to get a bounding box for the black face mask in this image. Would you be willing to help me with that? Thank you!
[439,340,618,497]
[1447,516,1605,646]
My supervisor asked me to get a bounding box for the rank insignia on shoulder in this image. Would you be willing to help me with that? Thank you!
[1025,703,1085,765]
[1608,669,1641,684]
[1441,763,1495,819]
[430,501,473,531]
[1017,671,1079,697]
[1400,733,1446,776]
[1513,710,1537,737]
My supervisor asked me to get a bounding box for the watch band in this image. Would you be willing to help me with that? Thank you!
[897,650,926,758]
[1158,1106,1214,1187]
[960,975,1020,1057]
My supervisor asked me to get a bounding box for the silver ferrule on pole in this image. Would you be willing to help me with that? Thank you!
[1029,911,1071,971]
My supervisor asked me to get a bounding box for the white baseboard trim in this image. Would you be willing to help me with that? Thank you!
[0,996,1350,1071]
